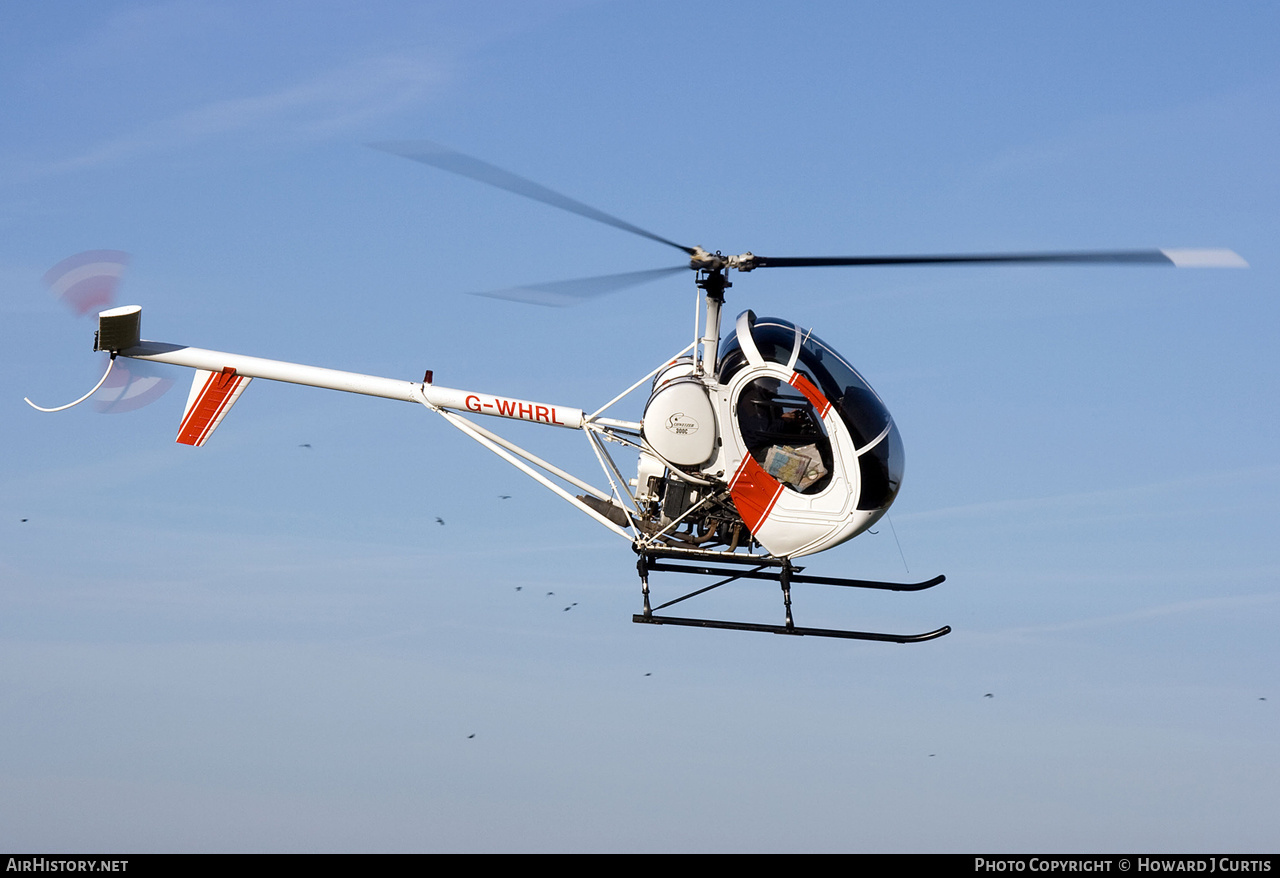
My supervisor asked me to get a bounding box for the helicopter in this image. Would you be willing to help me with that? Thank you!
[27,141,1247,643]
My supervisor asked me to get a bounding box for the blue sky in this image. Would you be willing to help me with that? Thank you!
[2,0,1277,852]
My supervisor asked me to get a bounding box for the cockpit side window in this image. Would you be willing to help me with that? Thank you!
[716,342,748,385]
[737,377,833,494]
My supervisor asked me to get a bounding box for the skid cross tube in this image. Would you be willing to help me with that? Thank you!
[648,564,774,613]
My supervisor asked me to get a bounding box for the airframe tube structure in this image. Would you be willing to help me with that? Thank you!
[106,313,645,540]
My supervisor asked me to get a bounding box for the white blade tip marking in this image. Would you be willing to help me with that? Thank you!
[1161,248,1248,268]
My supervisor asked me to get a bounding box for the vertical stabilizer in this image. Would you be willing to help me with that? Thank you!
[177,367,252,446]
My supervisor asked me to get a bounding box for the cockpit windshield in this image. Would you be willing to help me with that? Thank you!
[796,331,891,448]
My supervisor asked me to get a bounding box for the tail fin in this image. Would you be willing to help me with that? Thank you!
[177,367,252,446]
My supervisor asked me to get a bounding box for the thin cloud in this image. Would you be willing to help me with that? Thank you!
[962,75,1280,199]
[1003,589,1280,636]
[901,464,1280,524]
[33,54,450,177]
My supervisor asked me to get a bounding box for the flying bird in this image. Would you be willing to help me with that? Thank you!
[436,517,445,525]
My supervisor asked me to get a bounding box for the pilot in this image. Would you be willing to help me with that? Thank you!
[737,378,828,491]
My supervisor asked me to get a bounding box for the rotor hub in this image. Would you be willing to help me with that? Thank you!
[689,246,758,273]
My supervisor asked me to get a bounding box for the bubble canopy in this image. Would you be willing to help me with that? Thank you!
[717,315,905,512]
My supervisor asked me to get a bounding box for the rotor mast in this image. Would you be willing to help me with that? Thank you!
[695,267,728,378]
[690,247,758,379]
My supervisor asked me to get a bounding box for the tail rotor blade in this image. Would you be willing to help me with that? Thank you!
[94,357,176,414]
[43,250,128,316]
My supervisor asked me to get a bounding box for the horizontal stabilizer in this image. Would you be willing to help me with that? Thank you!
[177,367,252,446]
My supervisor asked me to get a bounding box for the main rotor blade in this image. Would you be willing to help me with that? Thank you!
[370,140,695,257]
[469,266,687,307]
[748,248,1247,269]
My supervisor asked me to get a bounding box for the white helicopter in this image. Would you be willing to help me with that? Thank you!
[29,141,1247,642]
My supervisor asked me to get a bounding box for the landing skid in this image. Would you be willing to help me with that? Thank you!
[633,547,950,643]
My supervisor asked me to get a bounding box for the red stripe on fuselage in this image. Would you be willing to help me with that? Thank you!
[729,454,784,534]
[788,371,831,418]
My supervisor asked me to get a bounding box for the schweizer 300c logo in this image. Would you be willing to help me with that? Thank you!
[665,412,699,435]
